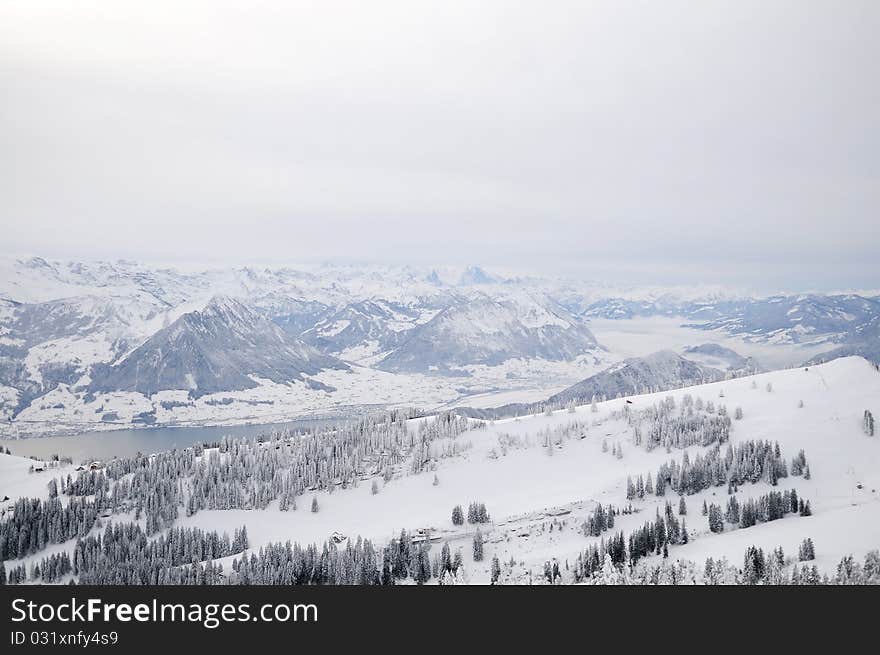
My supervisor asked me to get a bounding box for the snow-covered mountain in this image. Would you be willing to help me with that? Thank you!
[300,299,439,362]
[682,294,880,347]
[586,293,880,349]
[681,343,761,374]
[89,295,346,398]
[377,292,600,374]
[452,350,725,420]
[547,350,724,406]
[0,255,877,435]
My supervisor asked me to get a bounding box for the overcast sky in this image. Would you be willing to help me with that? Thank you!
[1,1,877,290]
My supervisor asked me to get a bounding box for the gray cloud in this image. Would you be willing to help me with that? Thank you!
[1,1,877,290]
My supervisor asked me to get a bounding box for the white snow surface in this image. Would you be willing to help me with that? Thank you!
[173,357,880,581]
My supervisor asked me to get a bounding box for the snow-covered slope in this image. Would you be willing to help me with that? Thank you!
[4,357,877,585]
[180,356,880,582]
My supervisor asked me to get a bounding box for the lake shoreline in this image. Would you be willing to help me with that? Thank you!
[0,416,355,462]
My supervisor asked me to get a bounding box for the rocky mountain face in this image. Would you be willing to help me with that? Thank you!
[89,296,347,398]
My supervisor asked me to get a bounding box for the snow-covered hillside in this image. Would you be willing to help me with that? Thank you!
[2,357,877,584]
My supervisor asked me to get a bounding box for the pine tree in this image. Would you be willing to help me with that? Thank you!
[798,538,815,561]
[311,496,319,513]
[440,542,452,574]
[865,410,875,437]
[702,499,708,516]
[452,549,463,573]
[490,555,501,584]
[433,473,439,486]
[371,480,379,495]
[678,496,687,515]
[451,505,464,526]
[472,528,484,562]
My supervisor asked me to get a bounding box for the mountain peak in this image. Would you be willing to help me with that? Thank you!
[458,266,496,286]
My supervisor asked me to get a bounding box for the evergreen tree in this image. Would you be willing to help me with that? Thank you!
[472,529,484,562]
[865,410,875,437]
[490,555,501,584]
[440,542,452,574]
[311,496,319,513]
[708,504,724,533]
[678,496,687,515]
[451,505,464,526]
[798,538,815,561]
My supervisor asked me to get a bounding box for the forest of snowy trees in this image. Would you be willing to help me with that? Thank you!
[616,394,733,452]
[636,439,808,499]
[1,387,876,587]
[567,543,880,586]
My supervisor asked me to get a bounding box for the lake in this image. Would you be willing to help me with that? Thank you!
[0,418,349,462]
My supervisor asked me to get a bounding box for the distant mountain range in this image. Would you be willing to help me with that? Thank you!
[586,293,880,347]
[0,256,876,433]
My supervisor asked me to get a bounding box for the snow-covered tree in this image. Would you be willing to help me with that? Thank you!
[490,555,501,584]
[798,538,816,561]
[472,529,484,562]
